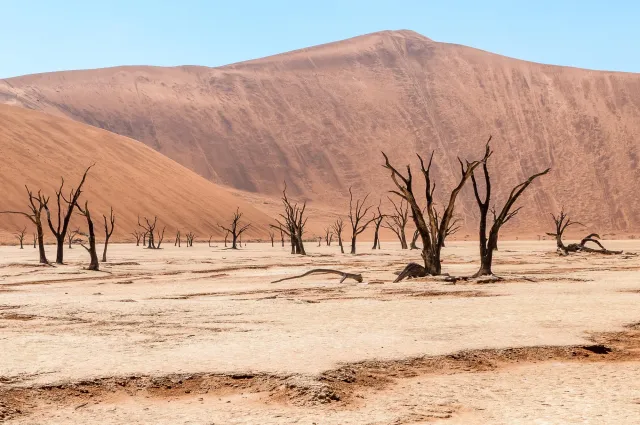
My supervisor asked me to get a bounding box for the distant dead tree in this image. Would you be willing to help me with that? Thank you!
[67,228,81,248]
[324,227,333,246]
[208,235,213,247]
[269,230,275,247]
[332,218,346,254]
[44,165,93,264]
[102,207,115,262]
[383,146,489,278]
[317,236,322,247]
[470,142,549,277]
[175,230,181,247]
[218,207,251,249]
[186,232,195,247]
[371,203,384,250]
[131,230,143,246]
[270,183,307,255]
[348,187,376,254]
[279,227,285,247]
[142,231,147,247]
[137,216,164,249]
[15,227,27,249]
[75,200,99,271]
[409,229,420,250]
[382,198,409,249]
[32,233,36,249]
[547,209,622,255]
[1,186,50,264]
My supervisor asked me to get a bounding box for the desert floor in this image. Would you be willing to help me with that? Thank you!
[1,240,640,424]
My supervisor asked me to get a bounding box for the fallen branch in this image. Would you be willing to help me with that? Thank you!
[271,269,363,284]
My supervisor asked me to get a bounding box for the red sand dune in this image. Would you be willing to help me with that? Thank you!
[2,30,640,235]
[0,104,272,242]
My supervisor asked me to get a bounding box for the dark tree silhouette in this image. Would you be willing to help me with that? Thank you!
[15,227,27,249]
[410,229,419,250]
[382,198,409,249]
[546,209,622,255]
[371,203,384,250]
[470,142,550,276]
[102,207,115,262]
[156,226,166,248]
[269,230,275,247]
[67,228,81,248]
[75,201,99,271]
[218,207,251,249]
[280,227,285,247]
[332,217,345,254]
[44,165,93,264]
[348,187,376,254]
[32,232,36,249]
[186,232,195,247]
[1,187,50,264]
[324,227,333,246]
[175,230,181,247]
[270,183,307,255]
[138,216,158,249]
[382,146,488,278]
[131,230,143,246]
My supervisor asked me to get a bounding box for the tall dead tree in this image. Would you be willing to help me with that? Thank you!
[44,165,93,264]
[371,203,384,250]
[324,227,333,246]
[102,207,116,262]
[332,218,345,254]
[470,141,550,277]
[547,209,622,255]
[175,231,181,247]
[75,200,99,271]
[156,226,166,248]
[218,208,251,249]
[186,232,195,247]
[383,147,488,277]
[348,187,376,254]
[15,227,27,249]
[269,230,275,247]
[67,228,81,248]
[270,183,307,255]
[138,216,158,249]
[1,187,49,264]
[131,230,143,246]
[382,198,409,249]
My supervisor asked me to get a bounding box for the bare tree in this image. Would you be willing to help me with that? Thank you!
[324,227,333,246]
[102,207,116,262]
[156,226,166,248]
[208,235,213,247]
[270,183,308,255]
[547,209,622,255]
[317,236,322,247]
[382,146,488,277]
[75,201,99,271]
[218,208,251,249]
[269,230,275,247]
[1,186,49,264]
[15,227,27,249]
[186,232,195,247]
[32,232,36,249]
[131,230,143,246]
[348,187,376,254]
[371,203,384,250]
[470,142,550,276]
[175,230,181,247]
[44,165,93,264]
[280,227,285,247]
[409,229,419,250]
[138,216,157,249]
[332,217,345,254]
[382,198,409,249]
[67,228,81,248]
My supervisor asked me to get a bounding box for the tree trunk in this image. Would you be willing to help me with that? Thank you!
[350,236,357,254]
[102,236,111,262]
[422,249,442,276]
[86,221,99,271]
[36,222,48,264]
[55,236,64,264]
[339,238,344,254]
[231,233,238,249]
[399,232,408,249]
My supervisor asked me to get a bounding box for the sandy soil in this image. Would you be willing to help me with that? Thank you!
[1,240,640,423]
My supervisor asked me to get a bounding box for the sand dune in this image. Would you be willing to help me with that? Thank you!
[2,30,640,235]
[0,104,272,242]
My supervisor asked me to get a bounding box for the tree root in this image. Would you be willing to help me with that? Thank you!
[271,269,363,284]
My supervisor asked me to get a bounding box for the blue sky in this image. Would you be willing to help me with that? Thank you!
[2,0,639,78]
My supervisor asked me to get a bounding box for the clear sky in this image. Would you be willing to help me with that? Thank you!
[2,0,639,79]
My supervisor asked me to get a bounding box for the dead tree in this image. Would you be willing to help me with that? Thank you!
[131,230,143,246]
[317,236,322,247]
[32,233,36,249]
[324,227,333,246]
[383,146,488,278]
[15,227,27,249]
[547,209,622,255]
[270,183,307,255]
[269,230,275,247]
[186,232,195,247]
[470,141,550,277]
[280,227,285,247]
[409,229,419,249]
[1,187,50,264]
[67,228,81,248]
[332,218,345,254]
[102,207,115,262]
[44,165,93,264]
[208,235,213,247]
[175,230,181,247]
[371,203,384,250]
[348,187,376,254]
[382,198,409,249]
[217,207,251,249]
[272,269,363,284]
[75,201,99,271]
[142,231,147,247]
[138,216,164,249]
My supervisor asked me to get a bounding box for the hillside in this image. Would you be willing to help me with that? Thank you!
[0,104,273,242]
[2,30,640,235]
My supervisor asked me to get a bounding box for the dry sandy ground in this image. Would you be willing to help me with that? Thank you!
[1,240,640,423]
